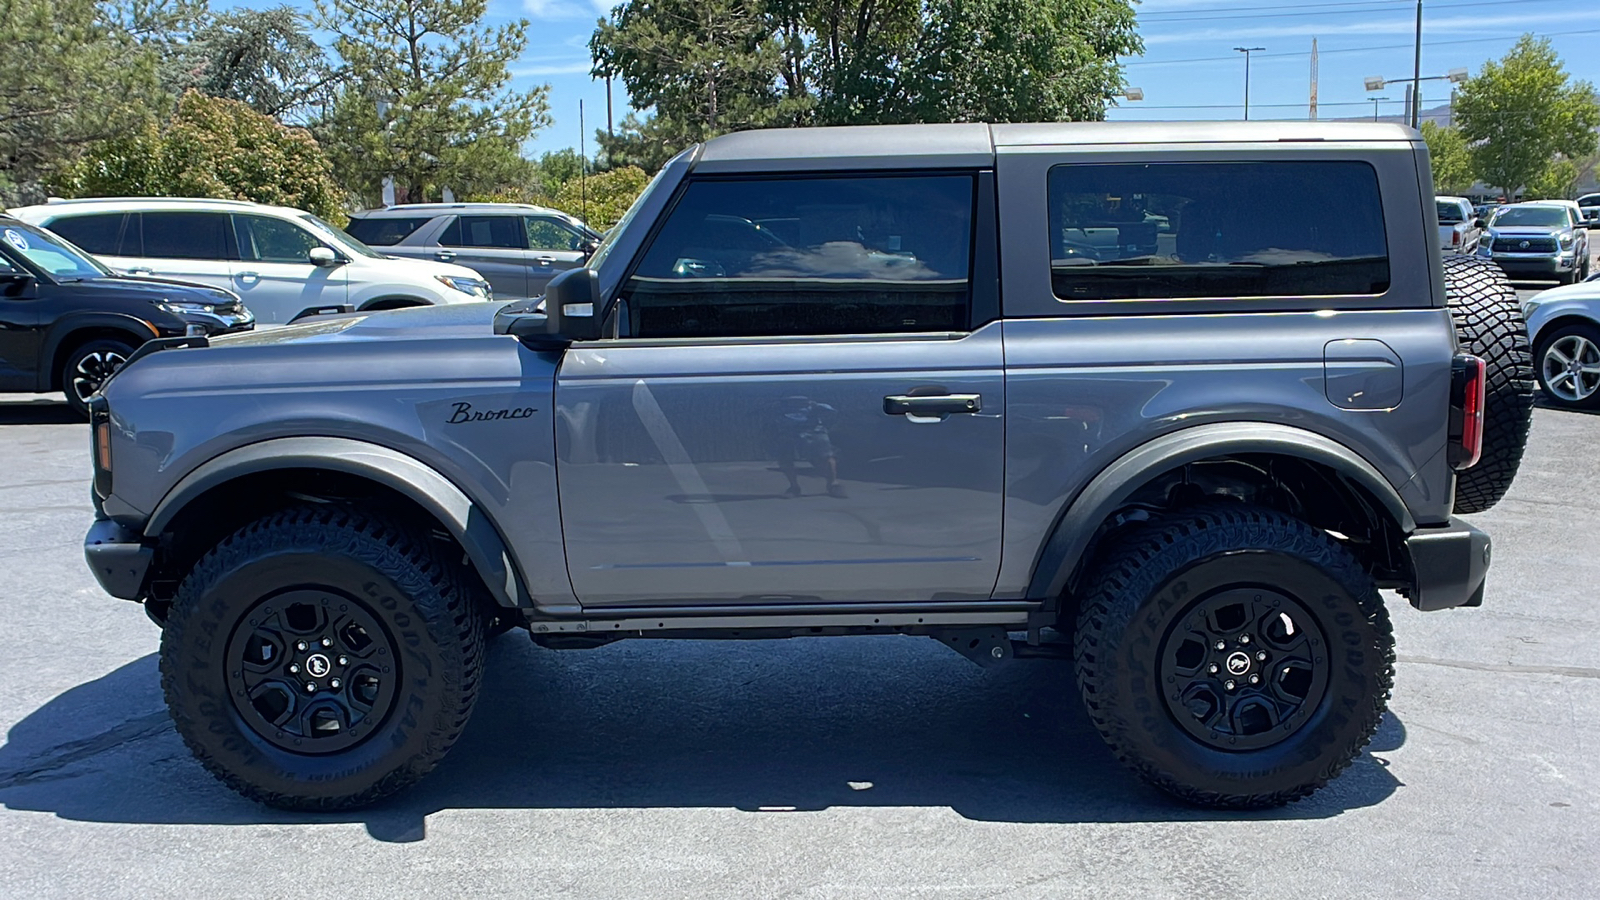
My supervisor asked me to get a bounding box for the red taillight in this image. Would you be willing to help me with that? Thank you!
[1449,354,1486,470]
[1452,230,1461,247]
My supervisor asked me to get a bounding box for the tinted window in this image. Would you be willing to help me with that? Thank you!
[441,215,524,249]
[1047,162,1390,301]
[47,214,127,255]
[525,216,586,251]
[626,175,974,339]
[138,212,231,260]
[234,214,324,263]
[345,216,434,246]
[1437,200,1465,223]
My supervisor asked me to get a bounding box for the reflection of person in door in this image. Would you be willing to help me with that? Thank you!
[769,396,846,498]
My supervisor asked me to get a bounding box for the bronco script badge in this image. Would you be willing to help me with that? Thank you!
[447,402,538,424]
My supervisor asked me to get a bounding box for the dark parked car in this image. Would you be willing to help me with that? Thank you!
[346,203,601,301]
[0,215,253,415]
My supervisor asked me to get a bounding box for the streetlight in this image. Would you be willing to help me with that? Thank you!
[1368,95,1389,121]
[1121,87,1145,102]
[1365,67,1468,128]
[1234,47,1265,120]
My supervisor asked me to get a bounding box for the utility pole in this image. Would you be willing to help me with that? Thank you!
[1309,38,1318,120]
[1369,96,1389,121]
[1411,0,1423,128]
[605,75,614,140]
[579,100,588,225]
[1234,47,1266,121]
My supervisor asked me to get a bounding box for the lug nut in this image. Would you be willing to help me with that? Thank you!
[1239,634,1251,645]
[288,664,299,674]
[1214,641,1226,651]
[321,638,332,648]
[304,682,317,693]
[329,678,341,689]
[296,641,308,652]
[1224,679,1237,691]
[1249,674,1260,685]
[1208,664,1220,674]
[337,656,348,666]
[1256,651,1268,662]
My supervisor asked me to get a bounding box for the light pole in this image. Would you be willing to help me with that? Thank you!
[1365,68,1468,128]
[1411,0,1423,129]
[1368,95,1389,121]
[1234,47,1265,120]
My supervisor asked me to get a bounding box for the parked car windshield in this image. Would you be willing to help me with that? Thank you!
[1436,201,1465,223]
[1491,206,1569,228]
[0,221,111,280]
[296,213,386,259]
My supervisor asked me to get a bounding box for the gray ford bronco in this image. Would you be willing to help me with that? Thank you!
[83,122,1533,810]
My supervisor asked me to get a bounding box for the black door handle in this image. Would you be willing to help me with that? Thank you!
[883,394,982,417]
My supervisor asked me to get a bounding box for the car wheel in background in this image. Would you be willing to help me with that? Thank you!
[1441,256,1535,514]
[60,338,135,419]
[1534,320,1600,411]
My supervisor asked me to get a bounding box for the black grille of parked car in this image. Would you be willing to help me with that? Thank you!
[1493,237,1558,253]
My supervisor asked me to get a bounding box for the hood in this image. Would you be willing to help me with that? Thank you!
[1489,225,1569,237]
[371,253,486,281]
[59,273,243,309]
[210,298,509,349]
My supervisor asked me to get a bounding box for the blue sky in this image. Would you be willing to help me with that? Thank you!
[244,0,1600,157]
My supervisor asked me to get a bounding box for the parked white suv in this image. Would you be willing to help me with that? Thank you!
[9,198,493,324]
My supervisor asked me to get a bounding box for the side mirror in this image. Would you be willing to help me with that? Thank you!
[0,271,35,295]
[577,238,600,262]
[1474,219,1487,229]
[308,247,342,267]
[494,266,601,347]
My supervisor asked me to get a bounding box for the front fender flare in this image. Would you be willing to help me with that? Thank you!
[37,313,160,392]
[146,436,531,608]
[1024,422,1418,601]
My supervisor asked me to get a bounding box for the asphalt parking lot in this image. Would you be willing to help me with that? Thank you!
[1,256,1597,899]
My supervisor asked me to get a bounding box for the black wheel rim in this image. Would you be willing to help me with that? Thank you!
[71,350,127,403]
[1158,587,1331,751]
[225,590,399,754]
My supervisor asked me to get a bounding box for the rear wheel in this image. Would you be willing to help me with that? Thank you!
[160,506,485,810]
[1074,503,1394,808]
[60,337,135,418]
[1535,320,1600,410]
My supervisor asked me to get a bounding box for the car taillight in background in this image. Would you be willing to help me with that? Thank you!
[1452,230,1461,247]
[1449,354,1486,470]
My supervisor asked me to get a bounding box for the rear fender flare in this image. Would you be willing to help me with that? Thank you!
[146,437,531,608]
[1025,423,1418,601]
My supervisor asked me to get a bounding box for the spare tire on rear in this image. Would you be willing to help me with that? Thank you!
[1442,256,1534,514]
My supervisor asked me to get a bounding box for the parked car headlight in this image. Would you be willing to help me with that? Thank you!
[1560,233,1574,248]
[1522,299,1542,318]
[155,299,216,315]
[436,275,492,299]
[1476,243,1493,257]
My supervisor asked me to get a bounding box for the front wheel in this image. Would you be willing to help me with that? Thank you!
[160,507,485,810]
[61,338,135,418]
[1074,504,1394,808]
[1535,321,1600,409]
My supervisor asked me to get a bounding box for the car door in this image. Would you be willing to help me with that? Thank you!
[126,211,236,289]
[523,215,590,296]
[229,213,347,324]
[0,247,41,391]
[554,171,1005,608]
[436,215,528,300]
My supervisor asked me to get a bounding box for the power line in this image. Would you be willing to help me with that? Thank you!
[1138,0,1559,20]
[1123,27,1600,67]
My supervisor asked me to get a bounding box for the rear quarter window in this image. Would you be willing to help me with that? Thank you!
[345,216,435,246]
[1047,161,1390,302]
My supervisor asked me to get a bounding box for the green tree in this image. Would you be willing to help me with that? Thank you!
[0,0,166,204]
[549,165,650,232]
[175,6,338,121]
[1524,158,1579,200]
[57,90,344,220]
[1455,35,1600,200]
[590,0,1142,170]
[1420,121,1475,196]
[313,0,550,206]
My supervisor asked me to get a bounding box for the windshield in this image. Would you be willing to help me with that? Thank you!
[296,213,386,259]
[1491,206,1569,228]
[1436,201,1465,223]
[0,222,111,280]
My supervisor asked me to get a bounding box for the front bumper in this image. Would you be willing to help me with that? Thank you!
[1405,517,1491,611]
[85,516,151,601]
[1486,253,1575,277]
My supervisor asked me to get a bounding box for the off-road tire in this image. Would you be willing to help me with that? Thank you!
[60,337,135,419]
[1074,503,1394,809]
[160,506,485,810]
[1442,256,1534,514]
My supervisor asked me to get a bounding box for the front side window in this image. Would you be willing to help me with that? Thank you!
[441,215,525,249]
[138,212,232,261]
[624,174,975,339]
[525,216,587,251]
[1047,162,1390,301]
[234,214,324,263]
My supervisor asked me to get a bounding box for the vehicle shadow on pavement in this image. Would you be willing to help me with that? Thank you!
[0,636,1404,842]
[0,401,79,426]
